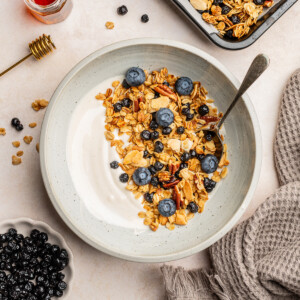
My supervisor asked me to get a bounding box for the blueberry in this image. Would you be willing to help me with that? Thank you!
[30,229,40,240]
[181,107,189,116]
[181,152,190,162]
[113,102,123,112]
[143,150,149,158]
[231,15,240,24]
[204,177,217,193]
[156,108,174,127]
[154,141,164,153]
[15,124,24,131]
[189,150,197,158]
[149,120,159,130]
[150,131,159,140]
[222,5,231,14]
[183,102,191,109]
[180,163,188,170]
[175,77,193,95]
[55,290,63,297]
[176,126,185,134]
[187,202,198,213]
[38,232,48,243]
[8,228,17,237]
[186,112,194,121]
[163,81,170,86]
[205,131,215,141]
[201,154,218,174]
[122,98,132,108]
[198,104,209,116]
[57,281,67,291]
[158,199,176,217]
[254,0,264,4]
[119,173,129,183]
[140,130,151,140]
[197,153,205,161]
[154,91,160,98]
[144,192,154,203]
[110,161,119,169]
[11,118,20,127]
[162,127,172,135]
[224,29,235,39]
[150,176,159,187]
[154,161,164,171]
[148,165,157,175]
[141,14,149,23]
[132,168,151,186]
[213,0,223,4]
[122,79,131,89]
[117,5,128,15]
[125,67,146,87]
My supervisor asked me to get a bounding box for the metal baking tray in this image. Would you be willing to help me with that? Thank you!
[169,0,298,50]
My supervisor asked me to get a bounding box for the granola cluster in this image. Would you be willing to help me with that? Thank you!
[96,68,229,231]
[190,0,273,39]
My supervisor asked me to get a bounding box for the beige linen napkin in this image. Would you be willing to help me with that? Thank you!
[161,69,300,300]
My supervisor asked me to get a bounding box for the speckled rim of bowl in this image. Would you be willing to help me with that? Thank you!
[0,218,74,297]
[40,38,262,262]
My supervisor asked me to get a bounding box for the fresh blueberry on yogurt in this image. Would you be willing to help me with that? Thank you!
[158,199,176,217]
[175,77,194,95]
[125,67,146,87]
[132,167,151,186]
[201,154,219,174]
[155,108,174,127]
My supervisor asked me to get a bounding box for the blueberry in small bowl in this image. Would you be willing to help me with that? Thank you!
[133,167,151,186]
[175,77,193,95]
[155,108,174,127]
[125,67,146,87]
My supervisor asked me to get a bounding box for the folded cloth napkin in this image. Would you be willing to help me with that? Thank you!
[161,69,300,300]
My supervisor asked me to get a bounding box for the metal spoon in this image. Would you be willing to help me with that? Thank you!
[201,54,270,161]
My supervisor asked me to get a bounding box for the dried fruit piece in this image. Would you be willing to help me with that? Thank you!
[0,128,6,136]
[29,122,37,128]
[16,151,24,157]
[12,141,20,148]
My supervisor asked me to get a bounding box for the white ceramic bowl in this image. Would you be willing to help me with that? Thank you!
[0,218,74,296]
[40,38,262,263]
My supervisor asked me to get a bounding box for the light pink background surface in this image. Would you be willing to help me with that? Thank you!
[0,1,299,299]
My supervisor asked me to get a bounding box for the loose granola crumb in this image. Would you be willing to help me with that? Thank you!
[32,99,49,111]
[12,155,22,165]
[12,141,20,148]
[36,143,40,153]
[0,128,6,136]
[29,122,37,128]
[23,136,33,145]
[105,21,114,29]
[16,151,24,157]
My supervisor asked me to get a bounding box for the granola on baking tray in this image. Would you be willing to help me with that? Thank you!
[95,67,229,231]
[189,0,274,39]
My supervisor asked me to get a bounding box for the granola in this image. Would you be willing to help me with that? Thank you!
[96,68,229,231]
[189,0,274,39]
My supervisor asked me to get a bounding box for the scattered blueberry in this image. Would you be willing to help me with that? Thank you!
[175,77,194,95]
[143,150,149,158]
[125,67,146,87]
[144,192,154,203]
[187,202,198,213]
[222,5,231,14]
[201,154,219,174]
[158,199,176,217]
[110,161,119,169]
[181,152,190,162]
[162,127,172,135]
[150,176,159,187]
[122,98,132,108]
[176,126,185,134]
[141,14,149,23]
[154,141,164,153]
[156,108,174,127]
[149,120,159,130]
[154,161,164,171]
[189,150,197,158]
[148,165,157,175]
[113,102,123,112]
[181,107,190,116]
[119,173,129,183]
[140,130,151,140]
[198,104,209,116]
[122,79,131,89]
[132,168,151,186]
[186,112,194,121]
[11,118,20,127]
[231,15,240,24]
[16,124,24,131]
[254,0,265,4]
[205,131,215,141]
[180,163,188,170]
[204,177,217,193]
[150,131,159,140]
[117,5,128,15]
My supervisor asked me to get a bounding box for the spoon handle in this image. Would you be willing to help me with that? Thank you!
[217,54,270,129]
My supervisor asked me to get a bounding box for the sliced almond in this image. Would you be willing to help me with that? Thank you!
[190,0,208,11]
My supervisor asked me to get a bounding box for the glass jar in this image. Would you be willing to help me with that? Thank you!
[24,0,73,25]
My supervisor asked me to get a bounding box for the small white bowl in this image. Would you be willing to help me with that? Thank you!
[0,218,74,297]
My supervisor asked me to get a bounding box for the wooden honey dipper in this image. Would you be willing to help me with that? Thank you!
[0,34,56,77]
